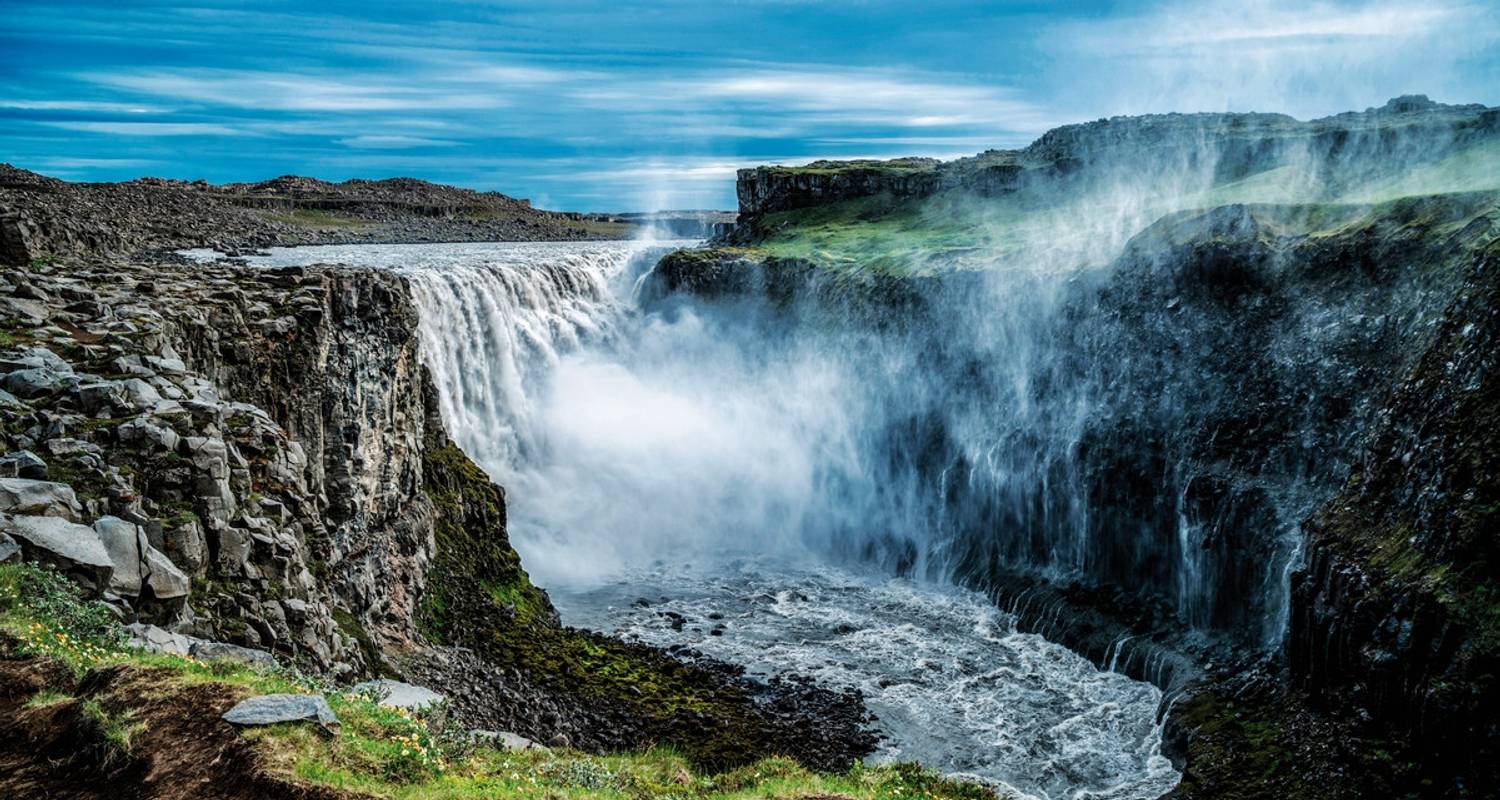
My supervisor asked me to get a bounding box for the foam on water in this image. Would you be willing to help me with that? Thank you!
[554,561,1179,800]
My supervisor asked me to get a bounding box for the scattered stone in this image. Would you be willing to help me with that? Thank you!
[1,367,68,398]
[0,478,80,519]
[0,511,113,575]
[124,622,194,656]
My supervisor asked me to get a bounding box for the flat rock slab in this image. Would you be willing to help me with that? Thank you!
[352,679,445,711]
[222,694,338,732]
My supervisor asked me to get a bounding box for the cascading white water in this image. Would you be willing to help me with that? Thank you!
[228,237,1183,799]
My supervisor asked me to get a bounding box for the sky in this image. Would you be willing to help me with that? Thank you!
[2,0,1498,211]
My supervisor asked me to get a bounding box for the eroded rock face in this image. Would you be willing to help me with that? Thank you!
[0,260,394,674]
[1287,249,1500,789]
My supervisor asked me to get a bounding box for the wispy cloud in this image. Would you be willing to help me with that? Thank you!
[337,134,461,149]
[84,69,511,112]
[42,121,249,136]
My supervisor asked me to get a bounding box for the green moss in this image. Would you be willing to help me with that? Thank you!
[333,608,390,677]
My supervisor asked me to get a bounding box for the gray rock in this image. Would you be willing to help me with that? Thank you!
[0,347,71,374]
[191,640,279,669]
[0,478,81,520]
[124,622,194,656]
[117,417,180,452]
[222,694,338,732]
[0,531,19,563]
[352,679,445,712]
[76,381,127,414]
[120,378,162,408]
[94,515,191,599]
[94,515,149,595]
[0,387,24,409]
[472,730,548,752]
[43,438,101,458]
[0,450,48,480]
[2,367,68,398]
[0,512,113,572]
[144,545,190,599]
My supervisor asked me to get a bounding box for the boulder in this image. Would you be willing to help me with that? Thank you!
[222,694,338,732]
[124,622,194,656]
[1,367,68,398]
[93,516,149,595]
[76,381,127,414]
[190,640,278,669]
[144,546,190,599]
[0,512,112,584]
[473,730,548,752]
[0,450,48,480]
[0,531,19,563]
[0,478,81,520]
[351,679,445,712]
[93,515,191,599]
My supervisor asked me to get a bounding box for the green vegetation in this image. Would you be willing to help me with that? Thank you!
[0,560,996,800]
[758,157,941,178]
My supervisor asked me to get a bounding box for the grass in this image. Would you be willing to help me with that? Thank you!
[0,560,1000,800]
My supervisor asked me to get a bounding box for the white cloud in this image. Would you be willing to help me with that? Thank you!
[1,99,165,113]
[579,65,1053,134]
[337,134,461,149]
[84,69,511,112]
[42,121,248,136]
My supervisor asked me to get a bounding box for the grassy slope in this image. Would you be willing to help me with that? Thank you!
[0,561,997,800]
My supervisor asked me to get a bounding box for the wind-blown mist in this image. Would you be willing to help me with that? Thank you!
[233,103,1494,658]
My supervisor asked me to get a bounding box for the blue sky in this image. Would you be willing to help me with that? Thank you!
[3,1,1498,211]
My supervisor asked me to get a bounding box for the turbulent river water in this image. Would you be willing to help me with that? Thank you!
[211,239,1182,800]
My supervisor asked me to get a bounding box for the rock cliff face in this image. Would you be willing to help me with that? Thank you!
[1288,242,1500,786]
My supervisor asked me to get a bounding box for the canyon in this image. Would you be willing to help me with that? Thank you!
[1,94,1497,800]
